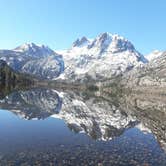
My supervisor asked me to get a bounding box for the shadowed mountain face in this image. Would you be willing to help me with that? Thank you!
[0,87,166,149]
[0,43,64,80]
[0,60,34,90]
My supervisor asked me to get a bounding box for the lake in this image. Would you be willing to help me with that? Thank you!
[0,88,166,166]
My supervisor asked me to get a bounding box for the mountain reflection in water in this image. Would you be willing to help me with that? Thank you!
[0,88,166,165]
[0,88,62,120]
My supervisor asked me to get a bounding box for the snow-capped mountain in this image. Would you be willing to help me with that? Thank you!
[13,42,55,58]
[57,32,148,82]
[120,51,166,88]
[22,55,64,80]
[72,37,91,48]
[1,33,164,83]
[0,43,64,79]
[146,50,163,61]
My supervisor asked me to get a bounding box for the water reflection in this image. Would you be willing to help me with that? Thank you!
[118,93,166,152]
[0,88,166,165]
[52,91,139,141]
[0,88,166,143]
[0,88,62,120]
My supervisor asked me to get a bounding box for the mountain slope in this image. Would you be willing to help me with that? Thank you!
[22,55,64,79]
[0,43,64,80]
[57,33,148,82]
[120,51,166,90]
[146,50,163,61]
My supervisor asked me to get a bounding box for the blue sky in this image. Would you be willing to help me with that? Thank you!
[0,0,165,54]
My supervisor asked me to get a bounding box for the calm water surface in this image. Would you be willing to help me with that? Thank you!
[0,88,166,166]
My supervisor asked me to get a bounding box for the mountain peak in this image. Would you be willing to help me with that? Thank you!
[70,32,136,54]
[96,32,126,42]
[13,42,55,58]
[146,50,163,61]
[72,37,91,48]
[87,32,135,54]
[98,32,111,38]
[14,42,47,51]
